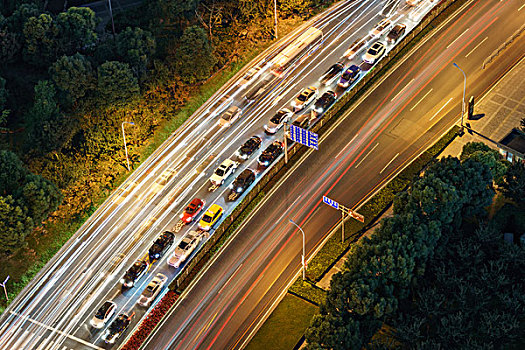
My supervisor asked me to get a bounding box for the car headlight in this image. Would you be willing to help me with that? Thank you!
[229,183,234,189]
[155,254,159,258]
[264,161,269,166]
[120,278,125,284]
[291,101,297,107]
[237,187,243,193]
[315,107,323,113]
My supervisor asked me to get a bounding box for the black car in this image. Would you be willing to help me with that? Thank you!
[313,91,337,116]
[103,313,134,344]
[121,259,149,288]
[230,169,256,194]
[258,141,284,167]
[236,136,263,160]
[338,65,361,88]
[320,62,345,86]
[148,231,175,261]
[387,23,406,44]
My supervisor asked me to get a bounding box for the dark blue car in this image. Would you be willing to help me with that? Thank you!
[338,65,361,88]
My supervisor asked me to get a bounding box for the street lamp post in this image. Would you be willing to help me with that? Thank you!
[274,0,278,39]
[108,0,116,36]
[121,121,135,171]
[453,62,466,134]
[289,219,306,281]
[1,276,9,301]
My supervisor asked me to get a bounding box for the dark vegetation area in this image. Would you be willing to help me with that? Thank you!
[305,142,525,349]
[0,0,335,311]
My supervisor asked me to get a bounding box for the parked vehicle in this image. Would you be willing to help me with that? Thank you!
[258,141,284,166]
[338,65,361,88]
[313,91,337,116]
[121,259,149,288]
[103,313,134,344]
[91,301,117,329]
[137,273,168,307]
[291,86,318,112]
[363,42,386,64]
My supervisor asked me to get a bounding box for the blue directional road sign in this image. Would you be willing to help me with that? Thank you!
[289,125,319,150]
[322,196,339,210]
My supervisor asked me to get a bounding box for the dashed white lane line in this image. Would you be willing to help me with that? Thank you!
[430,97,454,121]
[391,78,415,102]
[9,311,103,350]
[465,36,488,57]
[446,27,469,49]
[335,133,359,159]
[380,153,400,174]
[519,3,525,11]
[355,142,379,169]
[410,88,433,111]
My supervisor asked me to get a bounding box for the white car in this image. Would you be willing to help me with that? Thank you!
[218,106,242,127]
[138,273,168,307]
[370,19,393,38]
[90,300,117,329]
[168,231,202,268]
[238,66,262,87]
[291,86,318,112]
[210,159,239,186]
[264,108,293,134]
[209,94,233,117]
[363,42,386,64]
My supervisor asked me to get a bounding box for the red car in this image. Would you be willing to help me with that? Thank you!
[181,198,205,223]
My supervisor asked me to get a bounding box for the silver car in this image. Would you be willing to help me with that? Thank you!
[218,106,242,127]
[264,108,293,134]
[137,273,168,307]
[168,231,202,268]
[90,300,117,329]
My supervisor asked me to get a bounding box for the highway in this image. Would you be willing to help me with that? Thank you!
[0,0,441,349]
[140,0,525,349]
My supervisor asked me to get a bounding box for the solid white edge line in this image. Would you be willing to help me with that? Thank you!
[380,153,400,174]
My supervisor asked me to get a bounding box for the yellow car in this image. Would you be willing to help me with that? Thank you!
[198,204,223,231]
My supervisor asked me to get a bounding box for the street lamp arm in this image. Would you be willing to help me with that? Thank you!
[289,219,306,280]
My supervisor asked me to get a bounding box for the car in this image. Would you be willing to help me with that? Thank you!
[91,301,117,329]
[218,106,242,127]
[148,231,175,261]
[156,168,177,185]
[168,231,202,268]
[209,94,233,117]
[258,140,284,167]
[180,198,205,223]
[112,181,138,204]
[370,19,393,38]
[103,313,134,344]
[286,114,311,139]
[230,169,256,194]
[236,136,263,160]
[343,38,367,59]
[244,85,267,103]
[137,273,168,307]
[121,259,149,288]
[386,23,406,44]
[209,159,239,186]
[319,62,345,86]
[291,86,318,112]
[338,65,361,88]
[363,42,386,64]
[264,108,293,134]
[407,0,423,6]
[198,204,224,231]
[313,91,337,116]
[238,66,262,87]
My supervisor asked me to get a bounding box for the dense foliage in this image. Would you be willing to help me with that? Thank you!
[305,143,524,349]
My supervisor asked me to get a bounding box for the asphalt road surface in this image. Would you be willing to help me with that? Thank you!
[0,0,442,349]
[140,0,525,349]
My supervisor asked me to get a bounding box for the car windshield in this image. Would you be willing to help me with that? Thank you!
[179,240,190,250]
[298,93,308,102]
[109,317,125,332]
[342,71,352,80]
[185,204,196,214]
[270,115,282,124]
[215,168,225,176]
[144,283,158,297]
[95,302,111,319]
[202,214,212,223]
[129,262,143,274]
[369,48,378,55]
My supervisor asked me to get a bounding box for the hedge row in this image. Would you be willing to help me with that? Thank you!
[120,291,179,350]
[288,279,327,306]
[289,126,459,302]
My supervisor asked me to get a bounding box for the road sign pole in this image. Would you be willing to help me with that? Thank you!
[284,121,288,164]
[341,210,345,243]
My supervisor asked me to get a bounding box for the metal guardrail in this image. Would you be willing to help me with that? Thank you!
[483,23,525,69]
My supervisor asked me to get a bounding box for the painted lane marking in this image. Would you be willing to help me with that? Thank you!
[430,97,453,121]
[465,36,488,57]
[380,153,400,174]
[410,88,433,111]
[446,27,470,49]
[391,79,415,102]
[355,143,379,168]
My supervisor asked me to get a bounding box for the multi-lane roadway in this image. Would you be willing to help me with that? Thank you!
[140,0,525,349]
[0,0,441,349]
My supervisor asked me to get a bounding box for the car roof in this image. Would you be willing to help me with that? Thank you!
[220,159,236,167]
[189,198,202,206]
[372,42,383,48]
[208,204,223,213]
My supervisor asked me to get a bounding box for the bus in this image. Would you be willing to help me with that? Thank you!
[271,27,323,77]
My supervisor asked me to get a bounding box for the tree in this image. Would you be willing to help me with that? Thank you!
[116,27,156,78]
[305,311,362,350]
[460,142,508,184]
[6,3,41,33]
[0,76,9,129]
[501,161,525,206]
[18,174,62,225]
[23,13,59,66]
[0,195,34,256]
[25,80,75,153]
[97,61,139,105]
[154,0,201,21]
[49,53,96,105]
[173,26,216,83]
[0,28,21,63]
[0,150,29,196]
[55,7,97,55]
